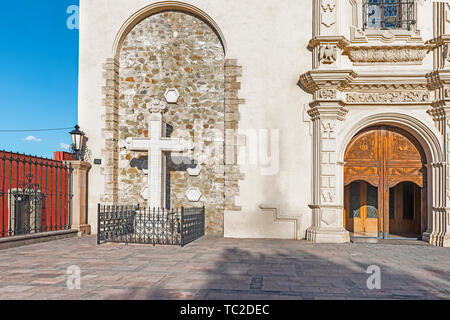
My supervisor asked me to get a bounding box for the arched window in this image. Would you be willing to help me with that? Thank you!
[363,0,416,30]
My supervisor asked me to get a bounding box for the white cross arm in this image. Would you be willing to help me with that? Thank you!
[125,137,151,151]
[160,138,194,152]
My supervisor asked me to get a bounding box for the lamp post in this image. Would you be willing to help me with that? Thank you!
[67,125,91,236]
[69,125,85,160]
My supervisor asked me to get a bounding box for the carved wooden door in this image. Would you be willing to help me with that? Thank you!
[344,126,425,238]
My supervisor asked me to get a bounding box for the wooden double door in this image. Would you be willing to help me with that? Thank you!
[344,126,425,239]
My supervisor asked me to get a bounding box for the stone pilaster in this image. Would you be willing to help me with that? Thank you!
[306,100,350,244]
[301,2,355,244]
[310,0,347,70]
[314,0,339,37]
[422,162,449,246]
[101,58,119,204]
[66,161,92,236]
[224,59,245,212]
[424,3,450,247]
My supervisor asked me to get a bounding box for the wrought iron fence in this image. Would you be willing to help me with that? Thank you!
[0,151,73,238]
[97,205,205,247]
[363,0,416,31]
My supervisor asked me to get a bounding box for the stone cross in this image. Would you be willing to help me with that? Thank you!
[125,100,193,208]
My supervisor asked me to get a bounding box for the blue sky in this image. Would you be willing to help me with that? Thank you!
[0,0,79,158]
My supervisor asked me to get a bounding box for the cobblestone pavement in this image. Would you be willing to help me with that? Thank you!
[0,236,448,300]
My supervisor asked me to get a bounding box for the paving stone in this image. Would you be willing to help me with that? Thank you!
[0,236,448,300]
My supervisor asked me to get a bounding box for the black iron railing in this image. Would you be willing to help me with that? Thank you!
[0,151,73,238]
[363,0,416,31]
[97,205,205,247]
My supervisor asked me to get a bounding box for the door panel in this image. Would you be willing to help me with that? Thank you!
[389,182,422,238]
[365,183,378,235]
[14,195,31,235]
[344,126,425,239]
[344,181,379,237]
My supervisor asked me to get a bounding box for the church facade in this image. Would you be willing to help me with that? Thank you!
[78,0,450,246]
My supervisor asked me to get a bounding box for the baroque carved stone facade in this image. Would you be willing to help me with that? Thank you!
[79,0,450,247]
[299,0,449,245]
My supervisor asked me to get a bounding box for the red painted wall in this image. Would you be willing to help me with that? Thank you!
[53,151,75,161]
[0,151,72,237]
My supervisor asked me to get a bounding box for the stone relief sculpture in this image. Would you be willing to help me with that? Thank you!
[319,44,337,64]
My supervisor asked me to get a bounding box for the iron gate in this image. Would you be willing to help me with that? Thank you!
[97,205,205,247]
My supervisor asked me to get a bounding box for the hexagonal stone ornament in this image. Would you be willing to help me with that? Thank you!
[186,187,202,202]
[164,88,180,104]
[187,164,202,176]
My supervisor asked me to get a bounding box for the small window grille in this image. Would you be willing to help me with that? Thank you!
[363,0,416,31]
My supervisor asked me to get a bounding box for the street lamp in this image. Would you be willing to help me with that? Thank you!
[70,125,85,160]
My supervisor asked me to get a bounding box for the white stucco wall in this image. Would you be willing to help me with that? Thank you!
[79,0,439,240]
[79,0,314,238]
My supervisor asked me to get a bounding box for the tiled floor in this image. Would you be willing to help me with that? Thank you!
[0,236,448,300]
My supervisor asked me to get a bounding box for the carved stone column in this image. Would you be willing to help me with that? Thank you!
[424,81,450,247]
[300,1,355,243]
[422,162,448,246]
[300,69,355,244]
[306,99,350,243]
[424,2,450,247]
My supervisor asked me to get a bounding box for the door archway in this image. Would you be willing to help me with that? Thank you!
[344,126,426,239]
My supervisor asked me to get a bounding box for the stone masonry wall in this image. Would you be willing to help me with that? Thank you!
[101,58,119,204]
[117,11,226,235]
[224,59,245,211]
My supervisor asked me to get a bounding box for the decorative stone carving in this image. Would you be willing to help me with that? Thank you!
[299,70,357,94]
[446,3,450,24]
[444,44,450,65]
[187,164,202,176]
[164,88,180,104]
[317,89,337,100]
[346,91,430,104]
[345,46,430,64]
[321,190,336,204]
[349,83,428,91]
[186,187,202,202]
[321,121,336,139]
[321,210,337,226]
[321,0,336,28]
[319,45,337,64]
[416,0,428,6]
[445,89,450,99]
